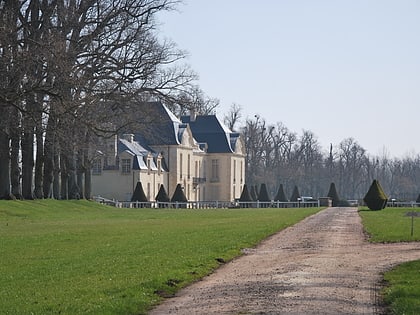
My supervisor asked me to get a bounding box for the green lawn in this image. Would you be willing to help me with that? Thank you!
[382,260,420,315]
[0,200,321,315]
[359,206,420,242]
[359,207,420,314]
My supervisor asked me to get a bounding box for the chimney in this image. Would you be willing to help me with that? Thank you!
[122,134,134,143]
[190,109,196,122]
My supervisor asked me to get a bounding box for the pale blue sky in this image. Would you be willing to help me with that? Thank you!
[158,1,420,157]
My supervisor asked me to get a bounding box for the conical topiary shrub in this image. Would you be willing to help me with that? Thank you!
[257,183,271,208]
[363,179,388,210]
[327,182,340,207]
[131,181,149,208]
[155,184,170,207]
[239,184,253,208]
[257,183,270,201]
[171,184,188,208]
[131,181,148,202]
[274,184,288,202]
[290,185,300,202]
[250,185,258,201]
[239,184,252,201]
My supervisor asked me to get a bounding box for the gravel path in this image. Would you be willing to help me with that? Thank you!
[149,207,420,314]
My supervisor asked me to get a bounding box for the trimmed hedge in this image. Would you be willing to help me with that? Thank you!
[363,179,388,210]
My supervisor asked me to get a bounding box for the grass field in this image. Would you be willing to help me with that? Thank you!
[359,207,420,242]
[359,207,420,314]
[0,200,321,315]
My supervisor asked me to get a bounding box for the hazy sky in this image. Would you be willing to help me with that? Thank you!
[158,1,420,158]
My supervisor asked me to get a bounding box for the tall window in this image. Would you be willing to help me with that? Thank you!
[122,159,131,174]
[233,160,236,183]
[240,161,243,183]
[211,159,219,182]
[180,153,183,180]
[187,154,191,179]
[195,161,198,177]
[147,158,151,175]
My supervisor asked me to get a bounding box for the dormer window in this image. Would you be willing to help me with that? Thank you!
[147,158,151,175]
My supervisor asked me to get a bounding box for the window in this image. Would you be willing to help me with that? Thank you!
[211,159,219,182]
[233,160,236,183]
[121,159,131,174]
[157,160,161,175]
[92,159,102,175]
[240,161,243,183]
[147,158,151,175]
[195,161,198,177]
[180,153,183,179]
[187,154,191,179]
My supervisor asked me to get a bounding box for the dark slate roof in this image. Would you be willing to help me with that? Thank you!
[118,138,168,172]
[134,102,181,145]
[181,115,234,153]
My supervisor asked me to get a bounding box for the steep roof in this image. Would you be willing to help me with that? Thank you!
[134,102,182,145]
[181,115,234,153]
[118,137,167,172]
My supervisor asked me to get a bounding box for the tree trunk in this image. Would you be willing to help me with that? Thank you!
[21,127,34,200]
[60,153,68,200]
[43,114,56,198]
[0,130,11,199]
[77,151,84,199]
[34,122,44,198]
[84,151,92,199]
[53,148,61,199]
[68,149,80,199]
[10,120,21,199]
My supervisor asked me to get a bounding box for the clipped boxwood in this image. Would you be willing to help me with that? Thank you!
[327,182,340,207]
[274,184,288,202]
[363,179,388,210]
[290,185,300,202]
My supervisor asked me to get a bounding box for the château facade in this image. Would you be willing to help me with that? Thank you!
[91,102,245,202]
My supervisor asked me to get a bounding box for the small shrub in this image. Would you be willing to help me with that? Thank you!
[327,182,340,207]
[363,179,388,210]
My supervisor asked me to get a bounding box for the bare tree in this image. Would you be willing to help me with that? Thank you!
[0,0,203,200]
[223,103,242,131]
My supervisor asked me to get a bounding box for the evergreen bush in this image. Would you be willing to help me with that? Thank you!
[239,184,253,208]
[171,184,188,207]
[274,184,288,202]
[290,185,300,202]
[131,181,148,202]
[327,182,340,207]
[155,184,170,207]
[250,185,258,201]
[258,183,270,201]
[131,181,149,207]
[257,183,270,208]
[363,179,388,210]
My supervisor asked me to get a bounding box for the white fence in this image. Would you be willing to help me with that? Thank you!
[389,201,420,208]
[93,196,320,209]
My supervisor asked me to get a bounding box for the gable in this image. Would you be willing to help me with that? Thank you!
[181,115,234,153]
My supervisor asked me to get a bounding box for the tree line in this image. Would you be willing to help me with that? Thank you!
[2,1,418,202]
[224,105,420,201]
[0,0,217,200]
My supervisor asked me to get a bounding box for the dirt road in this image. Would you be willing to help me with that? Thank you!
[149,207,420,314]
